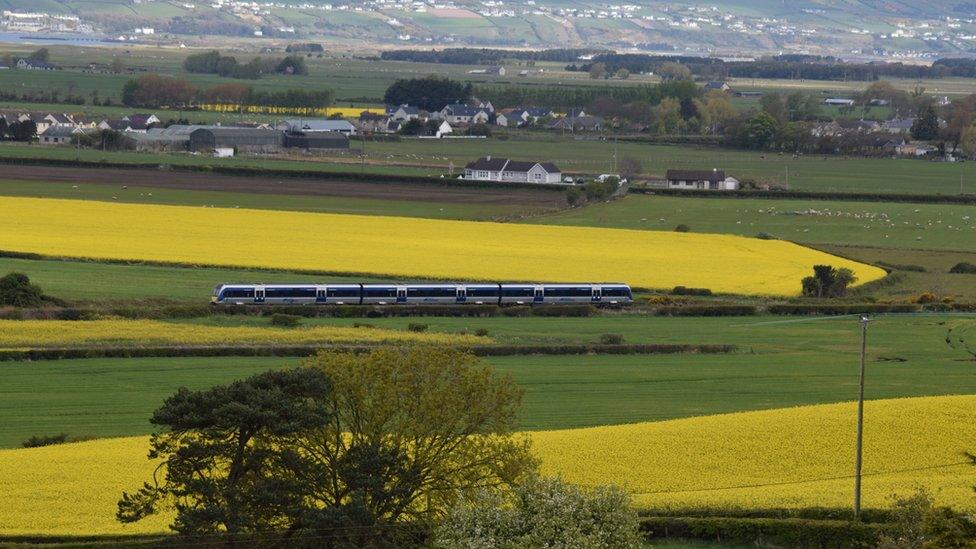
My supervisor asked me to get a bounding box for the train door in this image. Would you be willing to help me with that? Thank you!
[255,287,265,303]
[316,288,326,304]
[533,286,544,304]
[396,287,407,304]
[456,286,466,303]
[591,286,602,303]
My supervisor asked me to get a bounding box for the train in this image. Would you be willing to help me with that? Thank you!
[212,282,633,306]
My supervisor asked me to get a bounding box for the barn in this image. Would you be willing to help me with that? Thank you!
[188,127,282,153]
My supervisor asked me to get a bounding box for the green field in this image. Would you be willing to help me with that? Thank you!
[0,179,546,220]
[1,313,974,447]
[534,194,976,252]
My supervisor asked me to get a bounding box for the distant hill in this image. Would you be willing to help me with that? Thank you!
[1,0,975,58]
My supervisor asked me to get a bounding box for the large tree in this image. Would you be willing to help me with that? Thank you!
[117,368,334,537]
[383,76,472,112]
[911,104,941,141]
[294,347,534,541]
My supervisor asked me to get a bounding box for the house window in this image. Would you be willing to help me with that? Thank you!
[478,171,488,178]
[533,173,542,180]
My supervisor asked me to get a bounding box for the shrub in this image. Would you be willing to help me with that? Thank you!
[0,272,46,307]
[22,433,68,448]
[475,328,490,337]
[876,261,927,272]
[671,286,712,296]
[435,477,642,549]
[949,262,976,274]
[353,322,374,328]
[755,232,776,240]
[674,224,690,232]
[599,333,625,345]
[407,322,428,332]
[914,292,939,304]
[269,313,301,327]
[801,265,856,298]
[584,179,617,201]
[566,186,583,206]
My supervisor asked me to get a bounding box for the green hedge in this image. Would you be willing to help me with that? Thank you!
[640,516,889,548]
[0,343,736,362]
[767,303,920,315]
[654,305,758,317]
[631,187,976,205]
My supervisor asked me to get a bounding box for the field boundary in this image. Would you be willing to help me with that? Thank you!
[631,186,976,205]
[0,343,738,361]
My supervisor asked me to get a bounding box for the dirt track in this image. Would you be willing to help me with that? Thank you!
[0,164,567,207]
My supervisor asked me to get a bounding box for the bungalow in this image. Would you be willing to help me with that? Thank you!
[358,111,391,133]
[463,156,563,184]
[883,118,916,133]
[703,81,732,93]
[665,169,739,191]
[388,104,421,122]
[549,115,603,132]
[439,104,490,125]
[15,58,57,70]
[38,125,84,145]
[99,119,141,133]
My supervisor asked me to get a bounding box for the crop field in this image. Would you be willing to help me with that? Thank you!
[1,395,973,535]
[0,319,486,349]
[3,313,974,446]
[0,197,884,295]
[535,194,976,252]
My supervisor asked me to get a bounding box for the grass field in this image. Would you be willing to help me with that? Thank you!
[2,395,974,535]
[2,313,974,447]
[0,197,884,295]
[534,194,976,252]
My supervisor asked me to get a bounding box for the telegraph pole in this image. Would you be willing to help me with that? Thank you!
[853,314,871,519]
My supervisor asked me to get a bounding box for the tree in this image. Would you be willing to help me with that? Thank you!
[203,82,252,105]
[801,265,857,298]
[110,57,125,74]
[657,62,691,81]
[912,105,940,141]
[960,123,976,159]
[28,47,49,62]
[383,76,472,112]
[618,156,642,179]
[7,120,36,142]
[760,92,787,123]
[0,272,46,307]
[121,74,196,108]
[859,80,910,116]
[615,68,630,79]
[742,111,779,149]
[276,55,308,75]
[694,89,739,134]
[117,368,334,537]
[588,62,607,79]
[295,347,534,536]
[434,477,641,549]
[182,50,222,73]
[655,97,682,134]
[877,490,976,548]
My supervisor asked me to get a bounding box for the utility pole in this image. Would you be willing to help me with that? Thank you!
[853,314,871,519]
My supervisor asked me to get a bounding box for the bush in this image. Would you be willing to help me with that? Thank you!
[949,262,976,274]
[435,477,642,549]
[671,286,712,296]
[407,322,428,332]
[801,265,856,298]
[876,261,927,272]
[0,272,46,307]
[353,322,374,328]
[475,328,490,337]
[756,232,776,240]
[566,186,583,206]
[584,179,617,201]
[640,516,886,547]
[914,292,939,304]
[269,313,301,327]
[22,433,68,448]
[599,333,625,345]
[654,305,757,317]
[674,224,690,232]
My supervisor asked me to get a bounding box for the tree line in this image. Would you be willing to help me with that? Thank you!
[120,74,333,109]
[183,50,308,79]
[379,47,608,64]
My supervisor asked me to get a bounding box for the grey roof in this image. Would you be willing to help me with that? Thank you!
[284,119,355,132]
[443,104,486,117]
[192,127,280,138]
[40,125,78,138]
[465,157,560,174]
[667,169,726,182]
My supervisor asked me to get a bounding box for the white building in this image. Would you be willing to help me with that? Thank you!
[463,156,563,184]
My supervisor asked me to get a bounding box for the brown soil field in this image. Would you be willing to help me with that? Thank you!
[0,164,566,207]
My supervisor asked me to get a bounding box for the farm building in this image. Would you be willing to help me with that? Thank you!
[189,127,282,153]
[703,81,732,93]
[281,119,357,136]
[463,156,563,184]
[666,169,739,191]
[283,131,350,150]
[125,125,207,151]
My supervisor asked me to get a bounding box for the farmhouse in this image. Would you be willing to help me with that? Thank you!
[15,58,57,70]
[38,125,83,145]
[439,104,490,125]
[549,115,603,132]
[666,169,740,191]
[388,105,420,122]
[188,127,282,153]
[463,156,563,184]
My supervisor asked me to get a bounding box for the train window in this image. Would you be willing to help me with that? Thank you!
[544,286,592,297]
[223,288,255,298]
[501,286,534,297]
[467,286,500,297]
[407,287,456,297]
[265,287,316,298]
[602,286,631,297]
[327,287,360,298]
[363,286,397,298]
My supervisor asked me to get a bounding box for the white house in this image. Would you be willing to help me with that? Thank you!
[435,120,452,137]
[389,105,421,122]
[38,125,84,145]
[665,169,739,191]
[463,156,563,184]
[439,104,490,125]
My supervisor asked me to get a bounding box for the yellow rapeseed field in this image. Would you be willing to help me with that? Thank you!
[0,197,884,296]
[198,103,384,117]
[0,319,487,349]
[1,395,973,536]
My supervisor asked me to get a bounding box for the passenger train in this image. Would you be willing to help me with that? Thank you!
[212,283,633,306]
